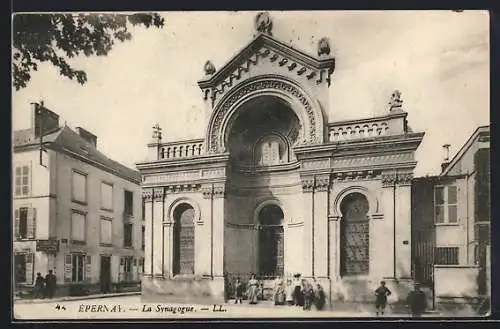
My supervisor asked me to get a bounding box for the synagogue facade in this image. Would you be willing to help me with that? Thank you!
[137,12,425,304]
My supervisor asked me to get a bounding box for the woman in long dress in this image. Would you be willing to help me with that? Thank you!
[247,274,259,304]
[285,279,294,305]
[273,277,286,305]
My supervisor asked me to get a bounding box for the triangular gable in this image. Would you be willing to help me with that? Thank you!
[198,33,335,103]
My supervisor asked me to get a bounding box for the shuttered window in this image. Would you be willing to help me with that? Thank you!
[100,217,113,245]
[124,190,134,216]
[100,182,113,210]
[119,256,133,282]
[72,171,87,203]
[14,207,36,240]
[70,254,86,283]
[71,212,86,242]
[15,165,31,196]
[123,224,133,248]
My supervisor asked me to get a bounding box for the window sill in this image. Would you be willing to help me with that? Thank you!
[100,243,113,247]
[71,240,87,245]
[123,246,134,249]
[101,207,114,212]
[435,222,460,227]
[15,238,35,242]
[72,199,88,206]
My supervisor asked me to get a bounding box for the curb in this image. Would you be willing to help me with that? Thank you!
[14,292,140,304]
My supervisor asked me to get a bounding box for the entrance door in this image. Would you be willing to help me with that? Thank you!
[258,204,284,277]
[100,256,111,293]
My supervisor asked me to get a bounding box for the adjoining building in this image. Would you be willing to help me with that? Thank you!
[13,103,145,297]
[412,126,490,312]
[137,12,425,305]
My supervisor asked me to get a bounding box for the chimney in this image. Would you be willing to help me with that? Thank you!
[31,102,60,138]
[441,144,451,172]
[75,127,97,148]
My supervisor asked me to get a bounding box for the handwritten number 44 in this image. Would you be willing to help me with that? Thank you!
[55,304,67,311]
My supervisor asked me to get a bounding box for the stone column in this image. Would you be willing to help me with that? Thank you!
[142,189,153,277]
[380,173,397,279]
[328,215,340,279]
[314,174,330,278]
[212,182,226,278]
[395,172,413,278]
[300,176,314,277]
[152,188,165,277]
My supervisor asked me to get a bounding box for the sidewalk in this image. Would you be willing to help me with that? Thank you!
[14,291,140,304]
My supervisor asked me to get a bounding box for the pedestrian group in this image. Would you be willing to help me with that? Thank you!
[33,270,57,299]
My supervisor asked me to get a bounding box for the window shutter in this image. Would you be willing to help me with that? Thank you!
[119,257,125,281]
[14,209,20,239]
[26,253,34,285]
[64,254,72,283]
[86,255,92,282]
[28,208,37,239]
[132,258,137,281]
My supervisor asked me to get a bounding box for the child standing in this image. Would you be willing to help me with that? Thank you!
[234,277,244,304]
[374,281,392,316]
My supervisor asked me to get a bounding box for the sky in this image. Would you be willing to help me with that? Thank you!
[12,11,490,176]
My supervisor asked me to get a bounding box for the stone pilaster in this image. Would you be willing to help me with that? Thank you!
[152,188,165,277]
[163,221,173,277]
[395,172,413,278]
[212,182,226,278]
[142,189,153,277]
[380,172,397,279]
[300,176,315,277]
[328,215,340,283]
[313,174,330,278]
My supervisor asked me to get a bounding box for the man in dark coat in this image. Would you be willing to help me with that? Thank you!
[44,270,57,299]
[374,281,392,316]
[34,273,45,299]
[406,284,427,317]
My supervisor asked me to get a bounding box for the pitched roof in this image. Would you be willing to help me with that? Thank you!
[13,126,141,184]
[441,125,490,176]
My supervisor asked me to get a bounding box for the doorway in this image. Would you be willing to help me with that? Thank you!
[258,204,284,277]
[100,256,111,293]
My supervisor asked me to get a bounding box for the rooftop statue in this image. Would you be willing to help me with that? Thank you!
[255,12,273,35]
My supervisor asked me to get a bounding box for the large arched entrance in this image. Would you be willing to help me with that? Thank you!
[340,192,370,276]
[172,203,195,275]
[258,204,284,276]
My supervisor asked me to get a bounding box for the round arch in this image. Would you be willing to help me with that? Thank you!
[205,75,325,153]
[253,198,286,226]
[332,186,380,218]
[167,197,201,224]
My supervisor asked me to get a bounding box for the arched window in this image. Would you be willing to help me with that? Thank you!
[173,203,195,275]
[258,204,284,276]
[255,135,288,166]
[340,192,370,276]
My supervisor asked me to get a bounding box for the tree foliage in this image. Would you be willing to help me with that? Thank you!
[12,13,164,90]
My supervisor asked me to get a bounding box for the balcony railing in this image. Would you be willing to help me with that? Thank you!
[159,139,205,160]
[327,112,407,142]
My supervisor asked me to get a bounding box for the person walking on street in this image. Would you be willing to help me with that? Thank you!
[406,283,427,318]
[44,270,57,299]
[33,273,45,299]
[374,281,392,316]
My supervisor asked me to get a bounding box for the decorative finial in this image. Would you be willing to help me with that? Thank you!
[255,12,272,35]
[204,60,216,76]
[389,90,403,111]
[317,37,331,57]
[152,123,162,143]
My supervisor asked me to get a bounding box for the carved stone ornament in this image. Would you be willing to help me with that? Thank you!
[200,183,227,199]
[165,184,200,194]
[301,177,315,193]
[255,12,273,35]
[397,172,413,186]
[204,60,216,76]
[381,173,397,187]
[208,79,320,153]
[153,188,165,201]
[389,90,403,110]
[315,174,331,192]
[142,189,153,202]
[317,37,331,57]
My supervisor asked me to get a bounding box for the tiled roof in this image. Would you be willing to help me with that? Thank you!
[13,126,141,183]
